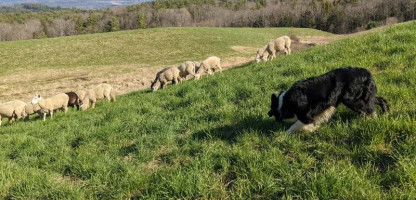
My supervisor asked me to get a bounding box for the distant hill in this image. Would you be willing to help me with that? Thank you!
[0,3,70,13]
[0,0,151,10]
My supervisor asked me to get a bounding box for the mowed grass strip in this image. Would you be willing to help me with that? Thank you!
[0,27,332,76]
[0,22,416,199]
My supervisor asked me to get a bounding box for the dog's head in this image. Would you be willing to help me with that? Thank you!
[268,91,296,122]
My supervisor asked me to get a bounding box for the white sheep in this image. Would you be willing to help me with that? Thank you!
[195,56,221,80]
[76,90,87,102]
[266,36,291,60]
[79,83,116,110]
[31,93,69,121]
[0,100,27,126]
[178,61,201,80]
[24,103,44,120]
[255,45,269,63]
[151,66,182,91]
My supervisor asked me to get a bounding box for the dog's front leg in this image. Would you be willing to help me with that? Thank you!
[286,120,317,134]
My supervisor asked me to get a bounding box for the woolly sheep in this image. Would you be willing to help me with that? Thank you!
[255,45,269,63]
[76,90,87,101]
[79,83,116,110]
[178,61,201,80]
[0,100,27,126]
[151,66,181,92]
[24,103,44,120]
[195,56,221,80]
[31,93,69,121]
[266,36,291,60]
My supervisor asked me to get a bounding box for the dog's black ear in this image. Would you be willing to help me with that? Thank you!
[271,93,278,107]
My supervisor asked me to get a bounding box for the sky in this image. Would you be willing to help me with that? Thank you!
[0,0,151,9]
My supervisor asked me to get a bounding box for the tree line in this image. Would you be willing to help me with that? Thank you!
[0,0,415,41]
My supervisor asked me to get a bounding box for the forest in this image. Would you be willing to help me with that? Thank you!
[0,0,414,41]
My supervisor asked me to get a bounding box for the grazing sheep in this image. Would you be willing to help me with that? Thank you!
[178,61,201,80]
[66,92,80,110]
[24,103,44,120]
[0,100,27,126]
[31,93,69,121]
[255,45,269,63]
[266,36,291,60]
[76,90,87,101]
[151,66,181,91]
[195,56,221,80]
[79,83,116,110]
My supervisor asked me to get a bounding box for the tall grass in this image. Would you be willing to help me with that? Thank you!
[0,22,415,199]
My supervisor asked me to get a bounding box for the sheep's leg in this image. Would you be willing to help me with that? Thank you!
[63,105,68,113]
[0,115,2,126]
[217,64,222,73]
[92,102,96,109]
[8,117,15,124]
[287,47,291,55]
[50,110,54,119]
[106,94,111,103]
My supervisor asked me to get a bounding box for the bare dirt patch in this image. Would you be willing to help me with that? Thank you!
[0,36,345,103]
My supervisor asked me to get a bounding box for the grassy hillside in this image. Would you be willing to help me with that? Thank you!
[0,27,331,76]
[1,22,416,199]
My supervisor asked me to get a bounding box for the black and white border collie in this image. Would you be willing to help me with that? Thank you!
[268,67,389,133]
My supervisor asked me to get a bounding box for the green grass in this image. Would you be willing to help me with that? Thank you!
[1,22,416,199]
[0,27,331,76]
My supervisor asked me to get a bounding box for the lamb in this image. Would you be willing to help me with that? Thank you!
[31,93,69,121]
[24,103,44,120]
[151,66,181,91]
[255,45,269,63]
[0,100,27,126]
[195,56,221,80]
[178,61,201,80]
[79,83,116,110]
[266,36,291,60]
[66,91,80,110]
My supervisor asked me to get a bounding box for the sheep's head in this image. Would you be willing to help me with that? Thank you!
[151,81,160,92]
[31,94,42,105]
[79,98,89,111]
[268,92,296,122]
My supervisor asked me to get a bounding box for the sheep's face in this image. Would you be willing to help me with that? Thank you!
[268,92,296,122]
[79,99,89,111]
[31,94,42,105]
[151,81,160,92]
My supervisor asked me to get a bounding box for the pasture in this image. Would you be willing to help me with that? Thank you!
[0,22,416,199]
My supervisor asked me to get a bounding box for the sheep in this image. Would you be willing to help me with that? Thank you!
[195,56,221,80]
[76,90,87,101]
[79,83,116,110]
[178,61,201,80]
[0,100,27,126]
[24,103,44,120]
[151,66,181,92]
[255,45,269,63]
[66,92,80,110]
[31,93,69,121]
[266,36,291,60]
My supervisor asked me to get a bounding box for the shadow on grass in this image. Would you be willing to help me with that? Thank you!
[192,115,283,143]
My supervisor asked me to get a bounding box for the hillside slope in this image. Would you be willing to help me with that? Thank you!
[0,22,416,199]
[0,27,331,102]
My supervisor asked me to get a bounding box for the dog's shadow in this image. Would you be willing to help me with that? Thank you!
[192,115,284,143]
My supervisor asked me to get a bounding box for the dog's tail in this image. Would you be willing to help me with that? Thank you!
[375,96,390,114]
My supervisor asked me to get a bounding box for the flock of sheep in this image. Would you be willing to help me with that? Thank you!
[0,36,291,126]
[0,83,115,125]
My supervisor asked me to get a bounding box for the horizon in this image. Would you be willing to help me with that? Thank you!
[0,0,151,9]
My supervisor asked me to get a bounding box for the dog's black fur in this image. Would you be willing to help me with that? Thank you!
[268,67,389,124]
